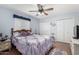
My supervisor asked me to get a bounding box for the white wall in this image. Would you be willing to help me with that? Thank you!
[39,16,56,35]
[39,12,79,36]
[74,16,79,25]
[0,7,13,37]
[40,22,51,35]
[0,6,39,37]
[30,18,39,34]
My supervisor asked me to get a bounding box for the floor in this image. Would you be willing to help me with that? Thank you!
[54,41,72,55]
[0,47,21,55]
[0,41,72,55]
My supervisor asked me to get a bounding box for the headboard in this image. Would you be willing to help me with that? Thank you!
[11,28,31,43]
[11,28,31,35]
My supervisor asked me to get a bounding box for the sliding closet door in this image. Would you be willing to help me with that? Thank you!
[56,20,64,42]
[56,18,74,42]
[64,19,74,42]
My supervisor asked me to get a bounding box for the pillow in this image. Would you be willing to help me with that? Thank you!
[13,32,20,37]
[20,31,27,36]
[20,31,32,36]
[26,31,32,36]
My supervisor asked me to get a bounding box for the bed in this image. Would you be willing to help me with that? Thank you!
[11,28,55,55]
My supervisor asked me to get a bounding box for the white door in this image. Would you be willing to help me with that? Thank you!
[56,20,64,42]
[56,18,74,42]
[64,19,74,42]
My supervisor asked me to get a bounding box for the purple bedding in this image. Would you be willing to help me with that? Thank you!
[12,34,55,55]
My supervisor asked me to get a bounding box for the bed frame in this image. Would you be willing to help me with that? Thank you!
[11,28,31,35]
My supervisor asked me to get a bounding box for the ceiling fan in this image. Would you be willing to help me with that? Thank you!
[29,4,54,16]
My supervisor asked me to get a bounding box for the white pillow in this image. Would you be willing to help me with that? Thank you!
[13,32,20,37]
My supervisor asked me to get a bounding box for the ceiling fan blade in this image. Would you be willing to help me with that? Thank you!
[43,11,48,15]
[29,10,38,12]
[44,8,54,11]
[37,4,43,10]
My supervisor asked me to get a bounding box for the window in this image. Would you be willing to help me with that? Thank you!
[14,18,31,30]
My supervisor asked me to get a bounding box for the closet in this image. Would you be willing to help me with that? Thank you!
[56,18,74,43]
[55,17,79,54]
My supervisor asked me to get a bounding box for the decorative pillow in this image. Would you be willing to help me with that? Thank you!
[20,31,32,36]
[26,31,32,36]
[20,31,27,36]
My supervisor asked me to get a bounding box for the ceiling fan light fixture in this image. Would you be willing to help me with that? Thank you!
[29,4,54,16]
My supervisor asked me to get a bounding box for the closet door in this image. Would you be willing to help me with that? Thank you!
[56,18,74,43]
[56,20,64,42]
[64,19,74,42]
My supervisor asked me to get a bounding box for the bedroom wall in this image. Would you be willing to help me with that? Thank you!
[39,18,54,35]
[0,7,13,37]
[39,12,79,36]
[0,6,39,37]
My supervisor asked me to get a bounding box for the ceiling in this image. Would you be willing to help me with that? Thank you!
[1,4,79,19]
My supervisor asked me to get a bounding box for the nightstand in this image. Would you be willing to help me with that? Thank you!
[0,40,11,52]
